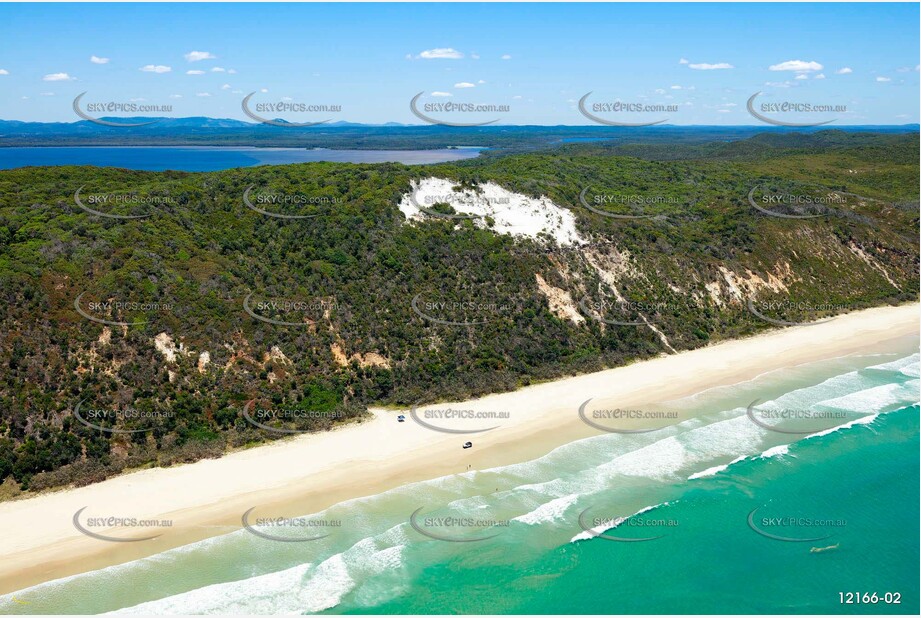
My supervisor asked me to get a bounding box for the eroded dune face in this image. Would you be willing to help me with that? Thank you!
[398,177,585,247]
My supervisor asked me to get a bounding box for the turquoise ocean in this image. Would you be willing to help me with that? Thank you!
[2,341,918,615]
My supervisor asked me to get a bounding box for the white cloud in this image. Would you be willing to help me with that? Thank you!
[794,74,808,80]
[43,72,75,81]
[512,95,522,100]
[814,73,826,80]
[40,92,55,96]
[765,81,793,88]
[477,79,486,84]
[501,54,512,60]
[670,85,682,90]
[431,91,452,97]
[454,82,475,88]
[417,48,463,60]
[654,88,665,94]
[281,96,293,101]
[196,92,211,97]
[769,60,822,72]
[186,70,205,75]
[169,94,182,99]
[688,62,734,70]
[876,76,891,82]
[221,83,231,90]
[211,67,226,73]
[0,69,8,75]
[260,88,268,93]
[90,55,109,65]
[185,51,216,62]
[129,97,146,102]
[140,65,171,73]
[228,69,237,74]
[471,53,480,60]
[836,67,853,74]
[231,89,242,94]
[679,58,689,64]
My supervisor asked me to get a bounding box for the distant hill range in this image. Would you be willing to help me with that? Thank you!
[0,117,411,129]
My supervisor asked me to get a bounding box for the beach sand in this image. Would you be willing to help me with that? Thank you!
[0,303,917,594]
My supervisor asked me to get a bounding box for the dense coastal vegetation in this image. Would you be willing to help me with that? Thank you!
[0,130,917,493]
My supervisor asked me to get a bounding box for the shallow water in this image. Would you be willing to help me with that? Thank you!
[0,147,484,172]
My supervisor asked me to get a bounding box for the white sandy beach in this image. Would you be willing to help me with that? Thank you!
[0,303,917,594]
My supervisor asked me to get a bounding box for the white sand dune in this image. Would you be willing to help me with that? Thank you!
[398,177,585,246]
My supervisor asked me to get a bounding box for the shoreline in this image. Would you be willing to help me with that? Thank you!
[0,302,917,595]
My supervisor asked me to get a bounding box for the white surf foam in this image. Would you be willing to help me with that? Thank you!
[759,444,790,459]
[687,455,748,480]
[569,502,672,543]
[803,413,881,440]
[866,352,920,377]
[512,494,579,525]
[113,538,406,615]
[814,380,920,415]
[109,561,320,615]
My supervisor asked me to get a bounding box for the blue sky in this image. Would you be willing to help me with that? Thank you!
[0,2,917,125]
